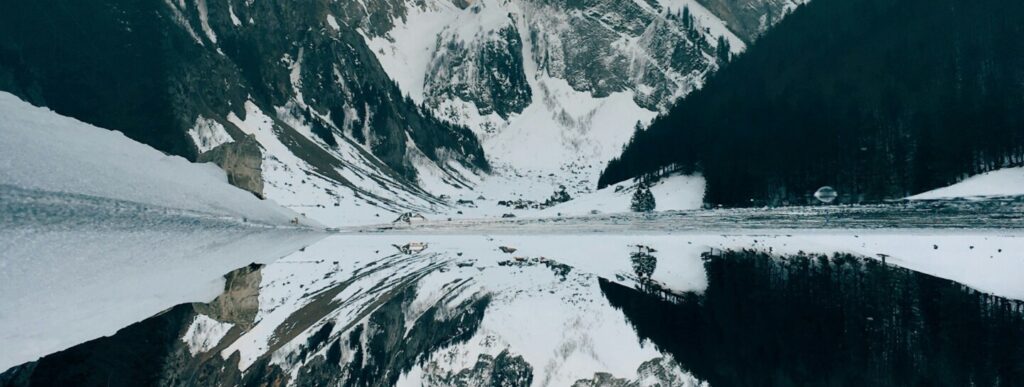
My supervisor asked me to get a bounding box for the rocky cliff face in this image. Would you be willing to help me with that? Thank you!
[425,21,533,119]
[360,0,803,173]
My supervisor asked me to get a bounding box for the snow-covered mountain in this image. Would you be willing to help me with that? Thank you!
[358,0,804,174]
[0,0,802,225]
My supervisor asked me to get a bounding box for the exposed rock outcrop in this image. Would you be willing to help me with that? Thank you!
[419,350,534,387]
[198,135,264,199]
[193,262,263,329]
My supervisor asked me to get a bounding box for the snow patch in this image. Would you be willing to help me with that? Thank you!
[542,173,706,216]
[188,115,234,153]
[908,167,1024,200]
[229,4,242,26]
[182,314,234,355]
[326,14,340,31]
[196,0,217,44]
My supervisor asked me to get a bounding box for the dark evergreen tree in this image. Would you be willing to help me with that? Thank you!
[630,251,657,279]
[631,184,656,212]
[716,36,731,65]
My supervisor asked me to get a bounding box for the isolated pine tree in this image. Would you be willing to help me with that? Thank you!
[630,251,657,279]
[631,184,656,212]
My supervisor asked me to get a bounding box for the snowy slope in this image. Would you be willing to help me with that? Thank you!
[907,167,1024,200]
[0,92,306,226]
[226,100,451,227]
[0,92,326,369]
[540,173,706,216]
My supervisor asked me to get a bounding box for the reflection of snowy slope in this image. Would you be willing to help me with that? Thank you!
[204,235,711,385]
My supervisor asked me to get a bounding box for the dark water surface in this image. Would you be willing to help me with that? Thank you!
[601,250,1024,386]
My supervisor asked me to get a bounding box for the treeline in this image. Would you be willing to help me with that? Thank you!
[600,0,1024,206]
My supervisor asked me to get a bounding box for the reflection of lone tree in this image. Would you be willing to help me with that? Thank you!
[631,184,656,212]
[630,250,657,280]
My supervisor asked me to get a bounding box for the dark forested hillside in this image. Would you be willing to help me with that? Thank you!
[600,0,1024,206]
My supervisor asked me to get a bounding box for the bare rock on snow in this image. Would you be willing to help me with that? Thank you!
[198,135,264,198]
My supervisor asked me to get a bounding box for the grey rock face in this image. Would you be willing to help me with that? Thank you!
[198,135,264,198]
[357,0,801,128]
[697,0,806,42]
[419,350,534,387]
[425,21,533,118]
[526,0,718,111]
[193,263,264,329]
[571,357,703,387]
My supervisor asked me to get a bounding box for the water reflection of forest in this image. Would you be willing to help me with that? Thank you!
[602,250,1024,386]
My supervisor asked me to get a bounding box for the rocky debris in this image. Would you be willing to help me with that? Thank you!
[572,356,702,387]
[498,199,540,210]
[499,246,517,254]
[393,212,428,224]
[198,134,264,198]
[419,350,534,387]
[497,257,572,280]
[394,242,429,254]
[543,185,572,207]
[501,213,517,218]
